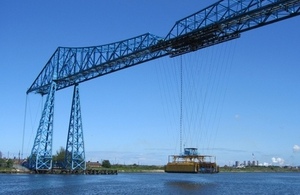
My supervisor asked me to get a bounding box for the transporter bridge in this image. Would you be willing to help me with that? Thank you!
[26,0,300,172]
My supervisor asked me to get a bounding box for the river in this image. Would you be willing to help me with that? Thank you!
[0,172,300,194]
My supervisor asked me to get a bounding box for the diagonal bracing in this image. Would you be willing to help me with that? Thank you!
[28,82,56,171]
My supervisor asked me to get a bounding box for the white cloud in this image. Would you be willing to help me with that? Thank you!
[293,145,300,153]
[262,162,269,167]
[271,157,285,165]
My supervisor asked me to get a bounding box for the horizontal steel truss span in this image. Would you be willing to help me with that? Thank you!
[166,0,300,40]
[27,34,167,95]
[27,0,300,95]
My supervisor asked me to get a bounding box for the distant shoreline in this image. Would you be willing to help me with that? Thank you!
[219,166,300,173]
[1,164,300,174]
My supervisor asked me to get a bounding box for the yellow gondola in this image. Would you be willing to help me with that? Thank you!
[165,148,219,173]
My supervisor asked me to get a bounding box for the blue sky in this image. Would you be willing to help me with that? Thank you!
[0,0,300,166]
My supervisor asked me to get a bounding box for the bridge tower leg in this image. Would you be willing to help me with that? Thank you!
[29,82,56,171]
[65,84,86,172]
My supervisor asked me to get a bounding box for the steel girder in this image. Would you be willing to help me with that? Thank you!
[162,0,300,56]
[166,0,300,39]
[27,0,300,94]
[65,84,86,171]
[28,82,56,171]
[27,33,166,95]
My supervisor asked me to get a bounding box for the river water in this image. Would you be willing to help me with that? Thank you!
[0,172,300,194]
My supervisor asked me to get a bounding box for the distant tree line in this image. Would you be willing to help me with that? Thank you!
[0,151,13,168]
[0,158,13,168]
[37,147,112,169]
[102,160,111,168]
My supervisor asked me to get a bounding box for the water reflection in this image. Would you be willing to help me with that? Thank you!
[167,180,203,190]
[1,173,300,194]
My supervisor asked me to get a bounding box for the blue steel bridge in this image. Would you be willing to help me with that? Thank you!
[26,0,300,172]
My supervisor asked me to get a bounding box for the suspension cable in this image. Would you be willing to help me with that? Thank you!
[22,94,28,160]
[180,55,183,154]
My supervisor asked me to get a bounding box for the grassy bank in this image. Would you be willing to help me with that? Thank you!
[0,167,21,173]
[90,164,165,173]
[92,165,300,173]
[2,164,300,174]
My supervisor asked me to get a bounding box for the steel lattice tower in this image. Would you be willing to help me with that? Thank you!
[65,84,86,171]
[26,0,300,172]
[29,82,56,171]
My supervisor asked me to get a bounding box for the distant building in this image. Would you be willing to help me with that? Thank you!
[234,160,260,167]
[86,161,101,168]
[0,151,2,159]
[235,161,239,167]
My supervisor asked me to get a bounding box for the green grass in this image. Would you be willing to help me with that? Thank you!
[87,164,164,172]
[0,167,18,173]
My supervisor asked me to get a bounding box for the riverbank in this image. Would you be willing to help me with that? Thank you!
[1,164,300,174]
[220,166,300,173]
[113,165,300,173]
[0,163,30,174]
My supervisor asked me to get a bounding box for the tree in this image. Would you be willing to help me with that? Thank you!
[0,158,5,167]
[0,158,13,168]
[53,147,66,167]
[6,159,13,168]
[102,160,111,168]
